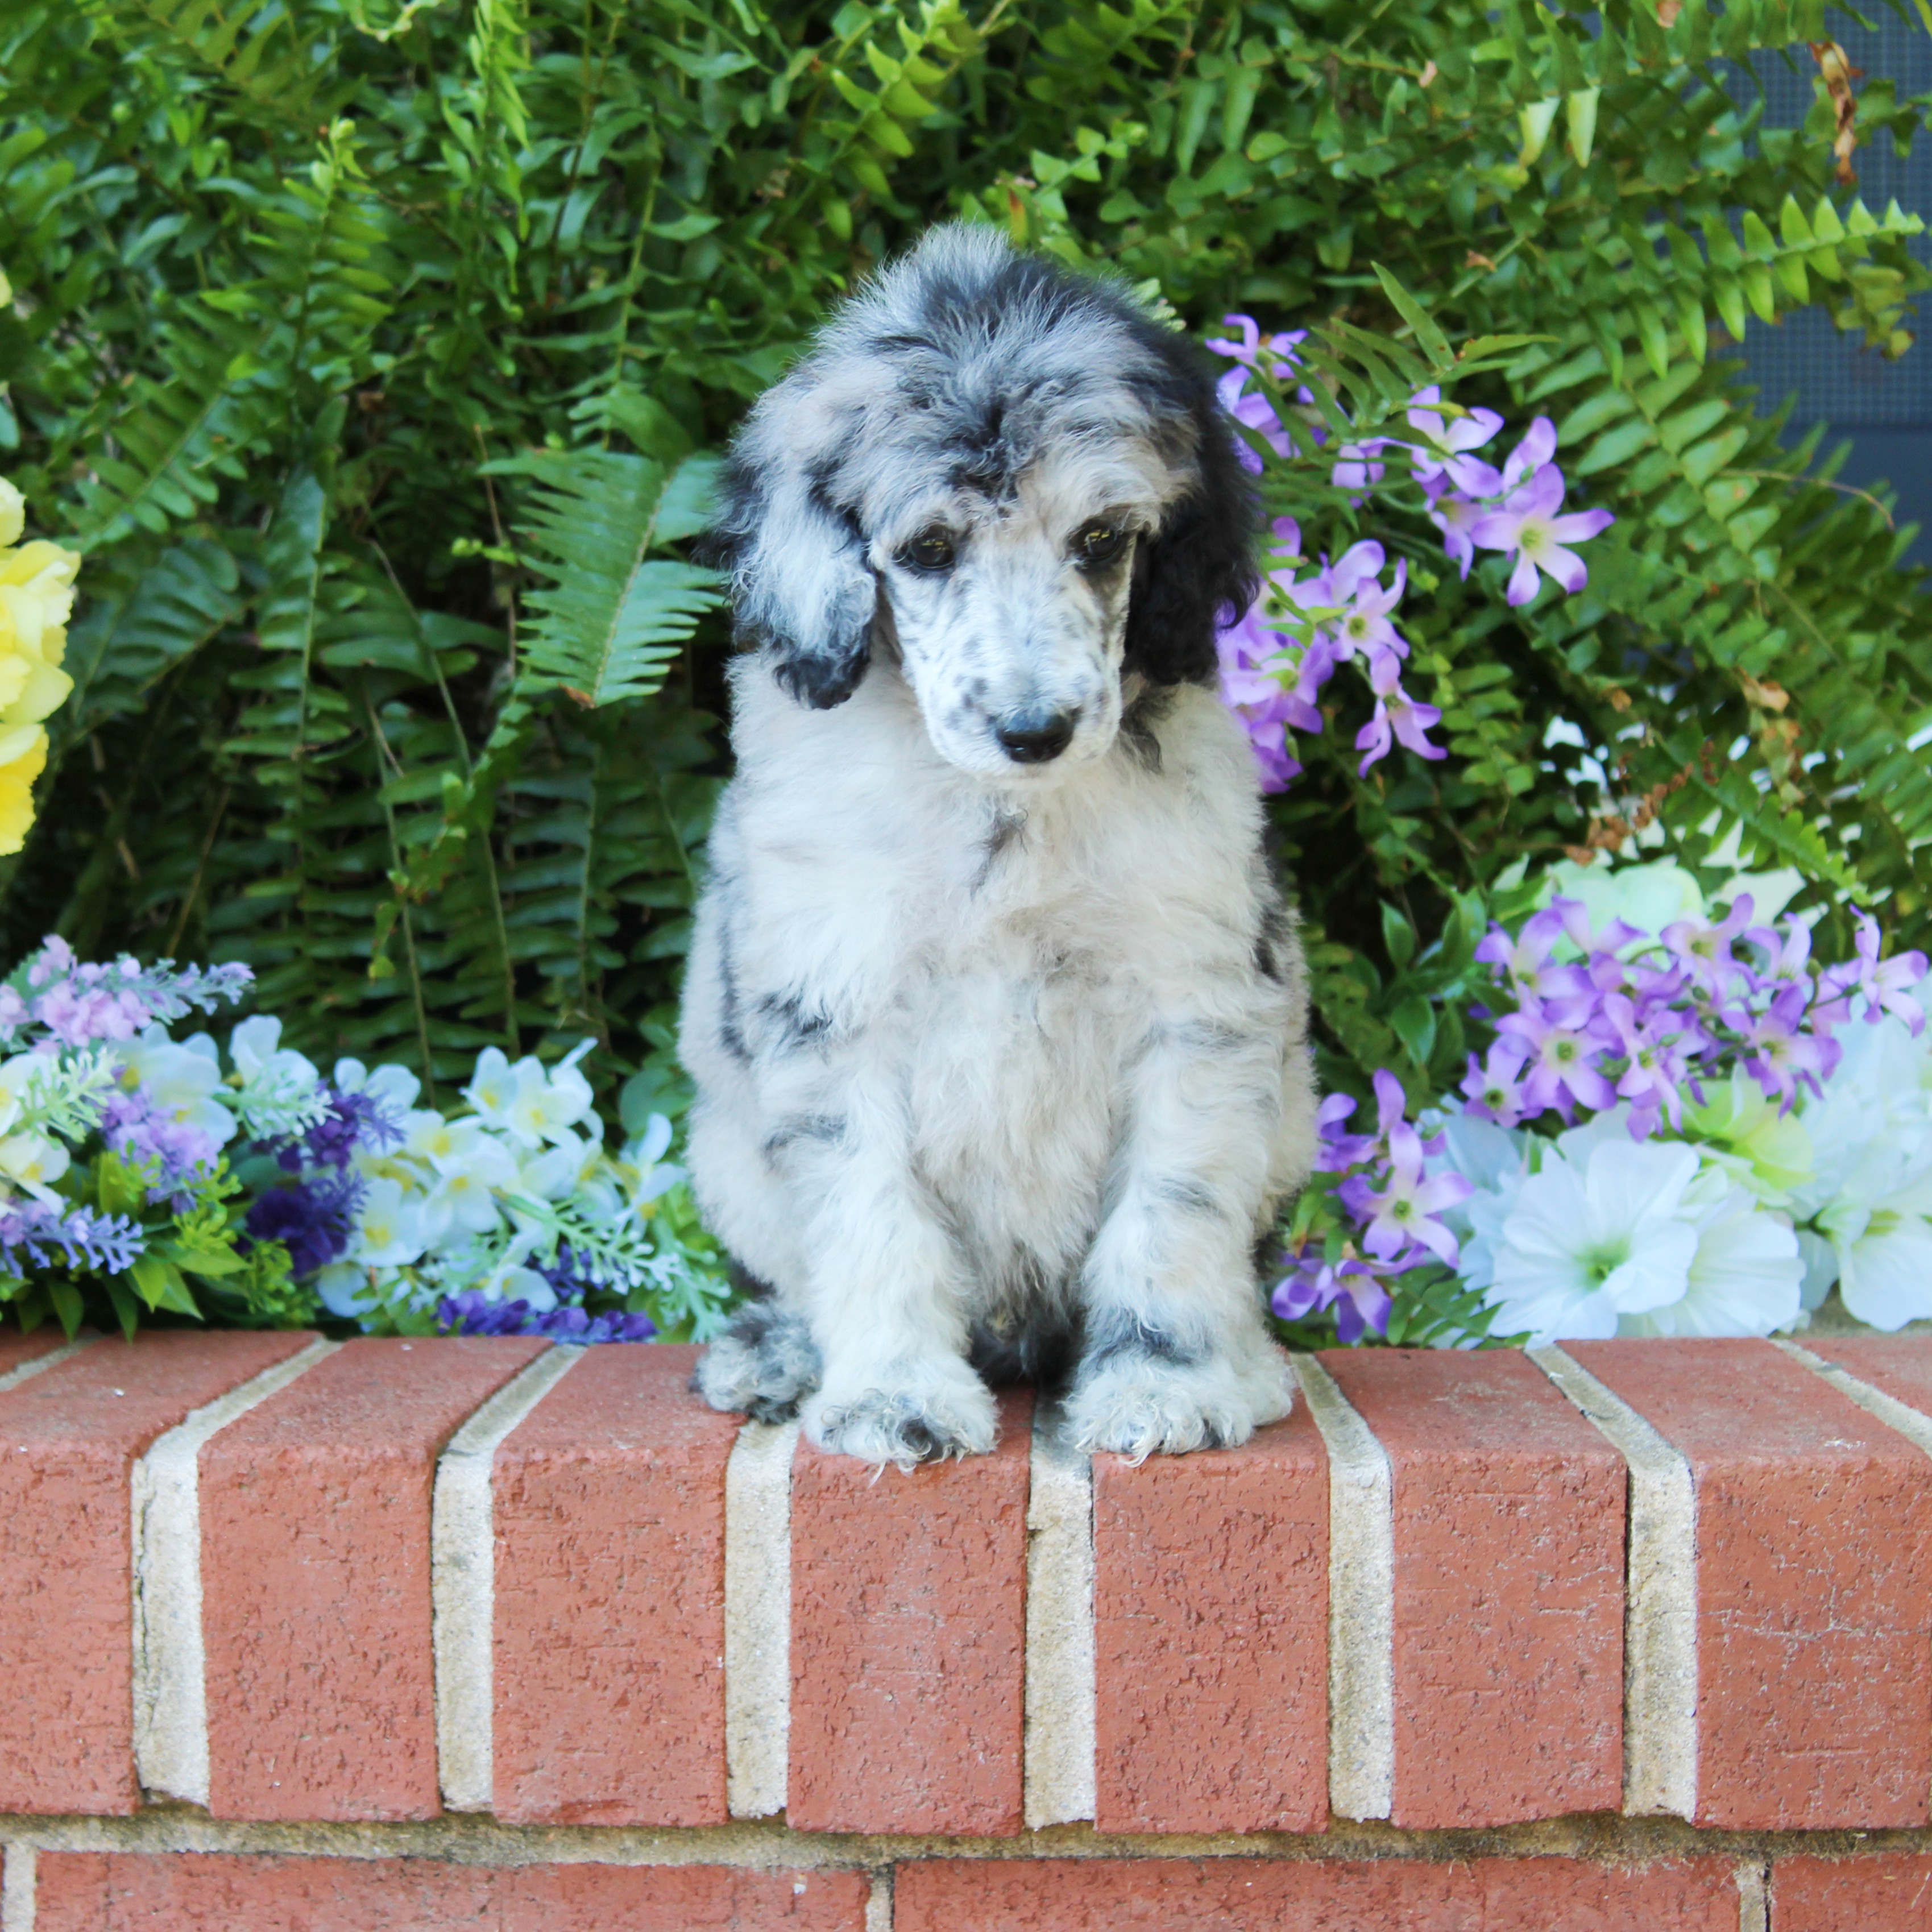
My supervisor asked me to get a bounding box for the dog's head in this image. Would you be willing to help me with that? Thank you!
[706,226,1258,780]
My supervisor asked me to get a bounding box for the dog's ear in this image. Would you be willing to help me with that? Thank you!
[1123,380,1261,688]
[703,408,878,710]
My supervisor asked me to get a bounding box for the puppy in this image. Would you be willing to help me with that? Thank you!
[682,225,1317,1462]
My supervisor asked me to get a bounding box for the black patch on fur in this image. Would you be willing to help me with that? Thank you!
[756,990,834,1052]
[971,805,1027,892]
[716,925,752,1065]
[1254,899,1293,985]
[1118,683,1171,772]
[760,1114,845,1161]
[1082,1308,1203,1371]
[1153,1176,1220,1215]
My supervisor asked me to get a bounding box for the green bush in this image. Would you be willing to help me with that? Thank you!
[2,0,1929,1138]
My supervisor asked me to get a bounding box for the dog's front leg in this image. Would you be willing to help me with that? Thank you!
[1068,1017,1297,1457]
[793,1096,997,1465]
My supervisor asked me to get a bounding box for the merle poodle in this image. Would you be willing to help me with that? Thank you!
[682,225,1316,1463]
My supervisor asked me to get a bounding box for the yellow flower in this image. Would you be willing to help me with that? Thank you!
[0,476,78,856]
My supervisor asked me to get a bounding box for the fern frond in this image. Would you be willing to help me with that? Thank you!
[73,310,272,549]
[506,450,722,708]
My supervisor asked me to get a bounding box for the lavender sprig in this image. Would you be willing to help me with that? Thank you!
[0,1200,143,1276]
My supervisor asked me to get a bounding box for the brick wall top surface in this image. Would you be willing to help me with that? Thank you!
[203,1334,547,1463]
[1800,1333,1932,1415]
[1568,1336,1921,1464]
[9,1330,1932,1855]
[0,1329,314,1454]
[0,1326,69,1379]
[1320,1344,1624,1461]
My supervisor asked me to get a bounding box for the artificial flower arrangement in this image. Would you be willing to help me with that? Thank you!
[1275,857,1932,1350]
[0,936,731,1344]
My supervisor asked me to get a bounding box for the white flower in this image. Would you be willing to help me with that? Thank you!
[114,1027,238,1147]
[227,1015,327,1139]
[0,1130,69,1204]
[1788,1016,1932,1328]
[316,1263,379,1319]
[1814,1161,1932,1331]
[333,1056,421,1115]
[419,1130,519,1241]
[350,1176,427,1268]
[475,1262,558,1313]
[466,1044,597,1149]
[1433,1113,1528,1293]
[1485,1136,1701,1344]
[1617,1170,1801,1338]
[1683,1066,1815,1208]
[516,1133,592,1203]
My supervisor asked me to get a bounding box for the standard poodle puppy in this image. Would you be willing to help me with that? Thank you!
[682,225,1316,1463]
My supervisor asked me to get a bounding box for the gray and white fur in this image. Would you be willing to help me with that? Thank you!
[683,225,1316,1464]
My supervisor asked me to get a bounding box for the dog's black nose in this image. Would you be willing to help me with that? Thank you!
[996,707,1076,764]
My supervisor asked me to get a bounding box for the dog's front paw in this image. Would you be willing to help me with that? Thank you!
[694,1303,821,1423]
[1067,1352,1292,1461]
[804,1363,998,1467]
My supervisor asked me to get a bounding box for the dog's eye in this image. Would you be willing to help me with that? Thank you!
[1074,523,1127,569]
[902,528,957,574]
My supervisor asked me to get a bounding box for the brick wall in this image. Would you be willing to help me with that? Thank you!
[4,1328,1932,1927]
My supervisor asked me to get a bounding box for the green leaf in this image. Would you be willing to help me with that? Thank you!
[508,450,725,708]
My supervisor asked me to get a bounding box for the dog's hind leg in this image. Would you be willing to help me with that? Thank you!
[694,1297,822,1423]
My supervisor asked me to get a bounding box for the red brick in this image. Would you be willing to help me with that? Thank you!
[492,1342,739,1825]
[200,1335,548,1822]
[35,1851,867,1930]
[1799,1334,1932,1417]
[1092,1391,1328,1834]
[0,1330,316,1815]
[0,1325,74,1379]
[894,1855,1739,1931]
[1570,1337,1932,1830]
[1771,1854,1932,1930]
[1319,1348,1626,1827]
[788,1387,1030,1835]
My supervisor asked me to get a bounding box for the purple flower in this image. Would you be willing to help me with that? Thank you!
[1313,1092,1379,1171]
[101,1089,218,1199]
[1331,558,1411,664]
[1741,983,1842,1107]
[436,1288,656,1343]
[1332,437,1391,496]
[1815,911,1929,1035]
[0,1200,143,1276]
[1354,648,1446,773]
[1469,463,1616,607]
[1660,895,1765,1004]
[244,1174,361,1279]
[1496,1004,1620,1118]
[1460,1040,1532,1127]
[1499,416,1558,491]
[1405,384,1504,493]
[1338,1117,1472,1265]
[1475,903,1597,1016]
[1423,478,1486,579]
[1271,1253,1394,1345]
[277,1085,406,1175]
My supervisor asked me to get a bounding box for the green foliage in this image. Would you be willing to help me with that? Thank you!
[3,0,1931,1272]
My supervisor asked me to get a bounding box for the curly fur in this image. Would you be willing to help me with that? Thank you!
[684,226,1316,1464]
